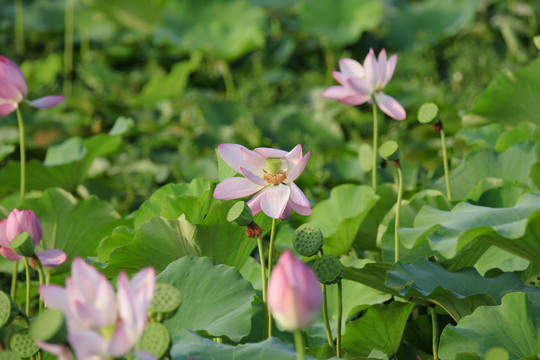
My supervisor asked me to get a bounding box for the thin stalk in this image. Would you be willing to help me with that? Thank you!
[64,0,74,94]
[36,258,46,314]
[257,235,268,339]
[23,258,31,316]
[79,7,90,61]
[294,330,305,360]
[321,283,335,351]
[267,218,277,337]
[15,0,25,54]
[371,101,379,190]
[322,41,335,85]
[16,108,26,201]
[394,165,403,263]
[440,129,452,201]
[430,305,439,360]
[337,281,343,358]
[11,261,18,299]
[220,61,236,100]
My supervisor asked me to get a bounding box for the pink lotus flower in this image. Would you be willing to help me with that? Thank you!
[322,49,406,121]
[38,258,156,360]
[0,56,64,117]
[213,144,312,219]
[267,250,322,331]
[0,209,66,267]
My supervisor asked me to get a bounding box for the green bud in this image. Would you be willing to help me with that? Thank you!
[10,232,35,257]
[378,140,400,162]
[293,223,323,257]
[266,157,283,175]
[417,102,440,124]
[227,201,253,226]
[30,308,67,344]
[313,255,344,285]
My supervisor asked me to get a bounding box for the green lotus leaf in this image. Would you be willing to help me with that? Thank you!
[386,258,540,321]
[157,257,254,342]
[439,292,540,359]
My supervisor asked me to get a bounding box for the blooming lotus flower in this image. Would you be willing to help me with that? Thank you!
[0,56,64,117]
[267,250,322,331]
[0,209,66,267]
[38,258,156,360]
[214,144,312,219]
[322,49,406,121]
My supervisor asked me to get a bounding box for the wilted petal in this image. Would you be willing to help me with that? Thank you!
[36,249,67,267]
[26,95,65,109]
[348,77,372,95]
[0,103,17,117]
[363,49,380,91]
[286,151,310,183]
[321,86,355,100]
[374,92,406,121]
[260,185,290,219]
[339,58,364,78]
[213,177,262,200]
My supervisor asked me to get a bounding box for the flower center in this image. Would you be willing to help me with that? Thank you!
[264,157,287,185]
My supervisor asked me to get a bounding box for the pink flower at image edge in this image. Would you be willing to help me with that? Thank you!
[321,48,406,121]
[213,144,312,219]
[0,56,64,117]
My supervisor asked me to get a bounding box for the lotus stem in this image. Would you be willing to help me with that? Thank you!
[257,235,268,339]
[395,165,403,263]
[337,281,343,358]
[36,258,46,314]
[23,258,31,316]
[15,0,25,54]
[267,217,277,337]
[440,128,452,201]
[11,261,18,299]
[294,330,305,360]
[430,304,439,360]
[64,0,74,94]
[16,108,26,201]
[321,283,335,351]
[371,100,379,190]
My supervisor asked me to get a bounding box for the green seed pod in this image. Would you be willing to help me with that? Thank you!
[10,232,35,257]
[266,157,283,175]
[136,322,171,359]
[417,102,440,124]
[10,331,39,358]
[313,255,344,285]
[534,35,540,50]
[29,308,67,344]
[378,140,400,162]
[293,223,323,257]
[0,291,19,327]
[148,283,182,321]
[227,201,253,227]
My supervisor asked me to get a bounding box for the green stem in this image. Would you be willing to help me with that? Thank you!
[440,129,452,201]
[337,281,343,359]
[23,258,31,316]
[371,100,379,190]
[36,258,46,314]
[11,261,18,299]
[321,283,335,351]
[16,108,26,201]
[430,305,439,360]
[257,235,268,339]
[394,165,403,263]
[267,218,277,337]
[294,330,305,360]
[15,0,25,54]
[220,61,236,100]
[79,6,90,61]
[64,0,74,95]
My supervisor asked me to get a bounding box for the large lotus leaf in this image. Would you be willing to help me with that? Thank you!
[429,142,540,200]
[158,257,254,342]
[0,132,122,193]
[155,0,265,61]
[455,123,503,150]
[395,192,540,265]
[103,200,266,275]
[342,261,405,301]
[494,122,540,153]
[463,59,540,127]
[386,0,479,50]
[170,329,321,360]
[23,188,122,274]
[133,178,216,229]
[474,246,529,276]
[309,184,379,255]
[88,0,168,33]
[299,0,382,48]
[439,292,540,360]
[341,301,414,358]
[386,258,540,322]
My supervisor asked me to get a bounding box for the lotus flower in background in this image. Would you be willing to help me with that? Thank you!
[213,144,312,219]
[0,209,66,267]
[322,49,406,121]
[267,250,322,331]
[0,56,64,117]
[38,258,156,359]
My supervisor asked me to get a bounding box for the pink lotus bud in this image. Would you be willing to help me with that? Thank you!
[6,209,42,246]
[267,250,322,331]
